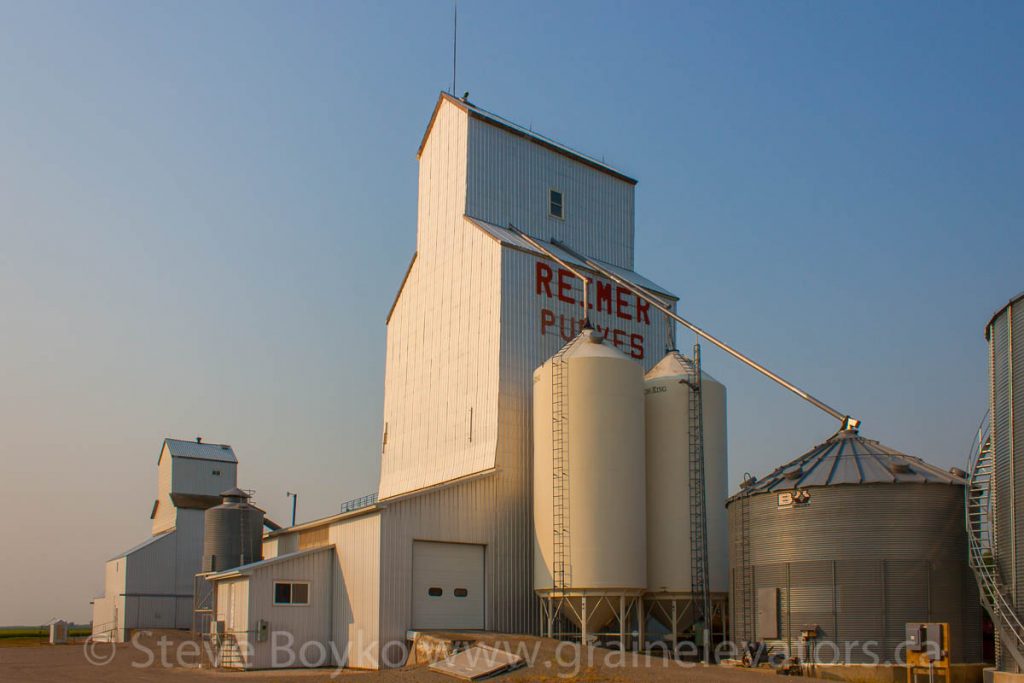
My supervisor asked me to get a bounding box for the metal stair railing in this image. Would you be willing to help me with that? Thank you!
[88,619,119,643]
[966,413,1024,669]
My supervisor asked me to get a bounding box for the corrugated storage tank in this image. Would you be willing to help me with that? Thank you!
[727,430,982,664]
[533,328,646,636]
[202,488,264,573]
[644,350,729,639]
[986,292,1024,672]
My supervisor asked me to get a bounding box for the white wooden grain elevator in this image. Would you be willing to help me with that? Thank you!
[202,92,730,670]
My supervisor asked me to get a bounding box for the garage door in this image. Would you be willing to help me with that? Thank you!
[412,542,485,630]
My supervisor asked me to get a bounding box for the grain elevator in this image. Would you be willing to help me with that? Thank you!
[202,92,692,670]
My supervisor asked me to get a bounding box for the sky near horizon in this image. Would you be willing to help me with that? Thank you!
[1,1,1023,624]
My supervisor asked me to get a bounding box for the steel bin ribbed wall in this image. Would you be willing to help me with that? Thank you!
[987,293,1024,673]
[202,489,264,573]
[727,435,982,664]
[728,484,980,662]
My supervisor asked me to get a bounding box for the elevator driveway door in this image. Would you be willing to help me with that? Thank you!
[411,542,485,630]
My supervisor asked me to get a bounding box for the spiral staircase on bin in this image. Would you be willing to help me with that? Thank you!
[966,414,1024,669]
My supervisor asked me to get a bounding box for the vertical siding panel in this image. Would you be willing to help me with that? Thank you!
[329,514,381,669]
[466,117,635,270]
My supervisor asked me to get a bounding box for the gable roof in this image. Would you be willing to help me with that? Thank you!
[109,529,174,561]
[418,92,637,185]
[162,438,237,464]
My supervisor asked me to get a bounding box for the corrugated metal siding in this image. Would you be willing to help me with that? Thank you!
[1012,300,1024,608]
[329,513,381,670]
[246,548,333,670]
[171,457,237,498]
[466,116,635,270]
[125,531,177,595]
[835,560,883,653]
[378,473,530,665]
[991,309,1013,599]
[378,108,501,496]
[990,299,1024,672]
[727,483,981,662]
[173,510,205,592]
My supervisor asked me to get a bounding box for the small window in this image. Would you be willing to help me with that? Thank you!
[454,588,468,598]
[428,587,443,597]
[212,470,221,476]
[549,189,564,219]
[273,581,310,606]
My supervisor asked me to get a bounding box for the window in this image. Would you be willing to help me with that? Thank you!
[549,189,564,219]
[427,587,443,597]
[454,588,469,598]
[273,581,310,606]
[212,470,221,476]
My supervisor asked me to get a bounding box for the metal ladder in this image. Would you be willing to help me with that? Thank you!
[687,344,712,637]
[967,414,1024,670]
[551,344,571,591]
[739,491,754,642]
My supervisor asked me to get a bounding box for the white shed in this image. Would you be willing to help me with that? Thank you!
[210,508,382,670]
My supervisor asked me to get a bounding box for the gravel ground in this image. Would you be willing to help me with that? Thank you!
[0,630,801,683]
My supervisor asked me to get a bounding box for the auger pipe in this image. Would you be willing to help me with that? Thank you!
[551,238,859,430]
[508,224,591,318]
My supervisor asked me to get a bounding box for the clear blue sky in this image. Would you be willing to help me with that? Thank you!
[1,1,1021,624]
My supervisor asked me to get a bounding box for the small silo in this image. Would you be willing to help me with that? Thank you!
[533,329,646,640]
[644,349,729,641]
[727,430,982,663]
[202,488,264,573]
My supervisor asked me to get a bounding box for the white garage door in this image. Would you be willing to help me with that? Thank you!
[412,542,485,630]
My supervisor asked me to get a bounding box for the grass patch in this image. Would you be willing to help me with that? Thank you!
[0,627,91,639]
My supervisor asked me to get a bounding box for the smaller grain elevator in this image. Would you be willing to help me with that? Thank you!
[727,430,982,663]
[202,488,264,573]
[534,329,647,642]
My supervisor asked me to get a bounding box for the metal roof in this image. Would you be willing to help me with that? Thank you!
[162,438,237,463]
[109,530,173,561]
[418,92,637,185]
[206,546,331,580]
[728,429,964,502]
[468,217,676,299]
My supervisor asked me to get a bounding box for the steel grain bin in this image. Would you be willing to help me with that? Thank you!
[727,430,982,663]
[202,488,264,573]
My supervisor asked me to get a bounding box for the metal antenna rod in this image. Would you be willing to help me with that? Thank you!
[551,238,859,430]
[508,225,590,319]
[451,0,458,95]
